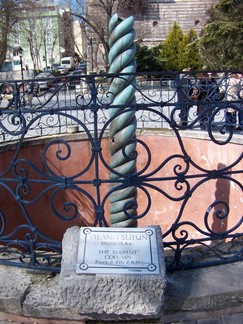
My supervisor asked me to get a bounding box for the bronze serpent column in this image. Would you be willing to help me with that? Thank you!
[108,13,137,227]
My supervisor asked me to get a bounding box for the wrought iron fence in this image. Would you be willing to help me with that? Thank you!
[0,70,242,272]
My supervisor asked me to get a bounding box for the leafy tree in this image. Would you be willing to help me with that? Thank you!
[136,44,165,72]
[199,0,243,69]
[180,29,203,70]
[159,22,184,71]
[158,22,203,71]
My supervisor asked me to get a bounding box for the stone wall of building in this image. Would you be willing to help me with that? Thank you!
[134,0,218,46]
[131,0,217,46]
[86,0,218,44]
[85,0,218,70]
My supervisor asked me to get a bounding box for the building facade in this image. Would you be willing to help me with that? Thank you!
[86,0,218,71]
[6,1,79,74]
[133,0,218,46]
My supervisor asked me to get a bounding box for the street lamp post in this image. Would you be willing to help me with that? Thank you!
[18,47,24,80]
[90,37,94,71]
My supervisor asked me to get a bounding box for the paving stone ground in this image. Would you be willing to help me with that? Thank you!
[1,259,242,323]
[1,309,243,324]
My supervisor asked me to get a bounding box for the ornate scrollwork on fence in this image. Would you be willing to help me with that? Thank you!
[0,70,242,271]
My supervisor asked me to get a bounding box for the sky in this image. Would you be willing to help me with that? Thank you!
[56,0,86,11]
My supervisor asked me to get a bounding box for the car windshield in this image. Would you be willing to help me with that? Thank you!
[61,60,70,64]
[1,61,13,72]
[73,70,82,74]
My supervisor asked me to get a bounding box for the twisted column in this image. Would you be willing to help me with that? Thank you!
[108,14,137,227]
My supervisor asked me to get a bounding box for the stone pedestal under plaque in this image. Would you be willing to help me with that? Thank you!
[59,226,166,321]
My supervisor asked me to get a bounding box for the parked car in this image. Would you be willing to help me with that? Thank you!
[51,63,60,70]
[52,66,68,76]
[79,61,87,73]
[68,69,84,85]
[61,56,77,71]
[0,83,14,108]
[43,66,51,72]
[34,72,54,90]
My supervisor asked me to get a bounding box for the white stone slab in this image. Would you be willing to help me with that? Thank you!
[76,227,160,275]
[60,226,166,320]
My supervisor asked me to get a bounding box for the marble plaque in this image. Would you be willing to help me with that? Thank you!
[76,227,160,275]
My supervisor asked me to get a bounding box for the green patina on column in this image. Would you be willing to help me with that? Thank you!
[108,13,137,227]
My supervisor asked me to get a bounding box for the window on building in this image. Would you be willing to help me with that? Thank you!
[44,17,52,29]
[46,32,53,45]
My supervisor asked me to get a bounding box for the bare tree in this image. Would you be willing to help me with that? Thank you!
[61,8,76,57]
[0,0,55,72]
[118,0,148,17]
[17,1,62,72]
[0,0,19,67]
[68,0,148,71]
